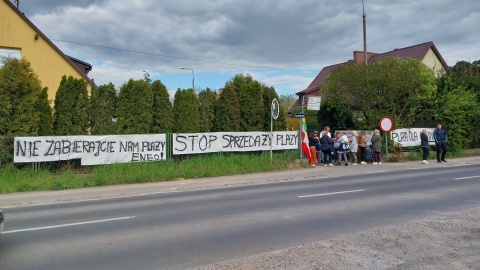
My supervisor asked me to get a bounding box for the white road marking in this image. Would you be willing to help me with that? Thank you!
[454,175,480,180]
[2,216,135,234]
[364,171,387,174]
[298,189,365,198]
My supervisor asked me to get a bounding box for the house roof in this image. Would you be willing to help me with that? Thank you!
[369,41,449,70]
[296,61,351,96]
[68,55,93,75]
[296,41,449,97]
[3,0,94,86]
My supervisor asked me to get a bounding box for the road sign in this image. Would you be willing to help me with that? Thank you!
[307,96,321,111]
[379,116,394,133]
[271,98,279,120]
[294,113,305,118]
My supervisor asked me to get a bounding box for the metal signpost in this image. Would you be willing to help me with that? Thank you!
[379,116,394,160]
[271,98,279,163]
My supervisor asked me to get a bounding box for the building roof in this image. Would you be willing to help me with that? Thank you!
[369,41,449,69]
[3,0,94,85]
[296,61,351,96]
[296,41,448,97]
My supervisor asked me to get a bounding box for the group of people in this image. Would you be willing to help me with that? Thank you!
[308,126,383,167]
[421,124,448,164]
[308,123,448,167]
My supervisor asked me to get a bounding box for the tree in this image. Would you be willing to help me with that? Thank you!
[279,94,298,115]
[322,57,436,129]
[150,80,173,133]
[435,65,480,149]
[116,79,153,134]
[0,58,42,136]
[317,99,355,131]
[172,88,200,133]
[198,88,217,132]
[36,88,53,136]
[214,87,240,132]
[53,75,90,135]
[434,86,480,152]
[90,83,116,135]
[224,74,264,131]
[0,58,44,165]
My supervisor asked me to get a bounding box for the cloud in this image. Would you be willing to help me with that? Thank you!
[14,0,480,93]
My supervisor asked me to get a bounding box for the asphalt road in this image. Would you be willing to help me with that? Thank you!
[1,161,480,270]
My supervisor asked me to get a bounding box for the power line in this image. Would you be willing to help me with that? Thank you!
[51,39,319,72]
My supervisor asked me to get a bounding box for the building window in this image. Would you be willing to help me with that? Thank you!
[0,47,21,67]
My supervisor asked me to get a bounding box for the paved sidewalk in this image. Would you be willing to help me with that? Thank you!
[1,156,479,208]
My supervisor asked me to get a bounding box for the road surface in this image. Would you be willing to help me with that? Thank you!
[1,159,479,269]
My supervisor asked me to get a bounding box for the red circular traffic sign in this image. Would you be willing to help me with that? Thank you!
[379,116,394,133]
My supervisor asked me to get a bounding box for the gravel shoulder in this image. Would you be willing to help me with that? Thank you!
[193,207,480,270]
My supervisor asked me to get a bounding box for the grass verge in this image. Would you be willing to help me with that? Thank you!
[0,151,303,193]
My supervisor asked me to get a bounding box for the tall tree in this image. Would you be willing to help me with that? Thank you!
[90,83,116,135]
[116,79,153,134]
[0,58,42,136]
[224,74,264,131]
[53,75,90,135]
[198,88,217,132]
[172,88,200,133]
[279,94,298,115]
[36,88,53,136]
[150,80,173,133]
[322,57,436,129]
[214,87,240,132]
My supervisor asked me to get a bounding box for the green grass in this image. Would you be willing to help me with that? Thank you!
[0,151,302,193]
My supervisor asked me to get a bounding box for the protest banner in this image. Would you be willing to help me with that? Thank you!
[173,131,298,155]
[391,128,435,147]
[14,134,167,165]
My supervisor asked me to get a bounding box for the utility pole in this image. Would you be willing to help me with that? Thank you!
[362,0,368,66]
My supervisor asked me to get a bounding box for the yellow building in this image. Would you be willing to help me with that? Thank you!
[0,0,93,102]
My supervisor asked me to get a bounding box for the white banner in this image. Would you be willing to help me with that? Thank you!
[173,131,298,155]
[14,134,167,165]
[391,128,435,147]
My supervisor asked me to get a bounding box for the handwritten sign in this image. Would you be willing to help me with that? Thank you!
[391,128,435,147]
[14,134,167,165]
[173,131,298,155]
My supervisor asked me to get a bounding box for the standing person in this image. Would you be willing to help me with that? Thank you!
[320,131,334,166]
[332,132,341,164]
[433,124,448,162]
[312,131,322,165]
[370,129,382,165]
[322,126,332,137]
[358,131,368,164]
[349,131,359,165]
[308,131,317,167]
[420,129,430,164]
[337,132,349,166]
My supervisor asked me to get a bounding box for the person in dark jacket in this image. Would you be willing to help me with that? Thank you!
[433,124,447,162]
[370,129,382,164]
[420,129,430,164]
[320,131,334,166]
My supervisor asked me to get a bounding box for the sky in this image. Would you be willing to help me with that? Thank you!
[11,0,480,96]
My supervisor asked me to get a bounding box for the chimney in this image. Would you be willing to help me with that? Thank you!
[353,51,365,65]
[353,51,378,65]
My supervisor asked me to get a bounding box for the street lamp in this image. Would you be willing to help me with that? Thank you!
[180,67,194,91]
